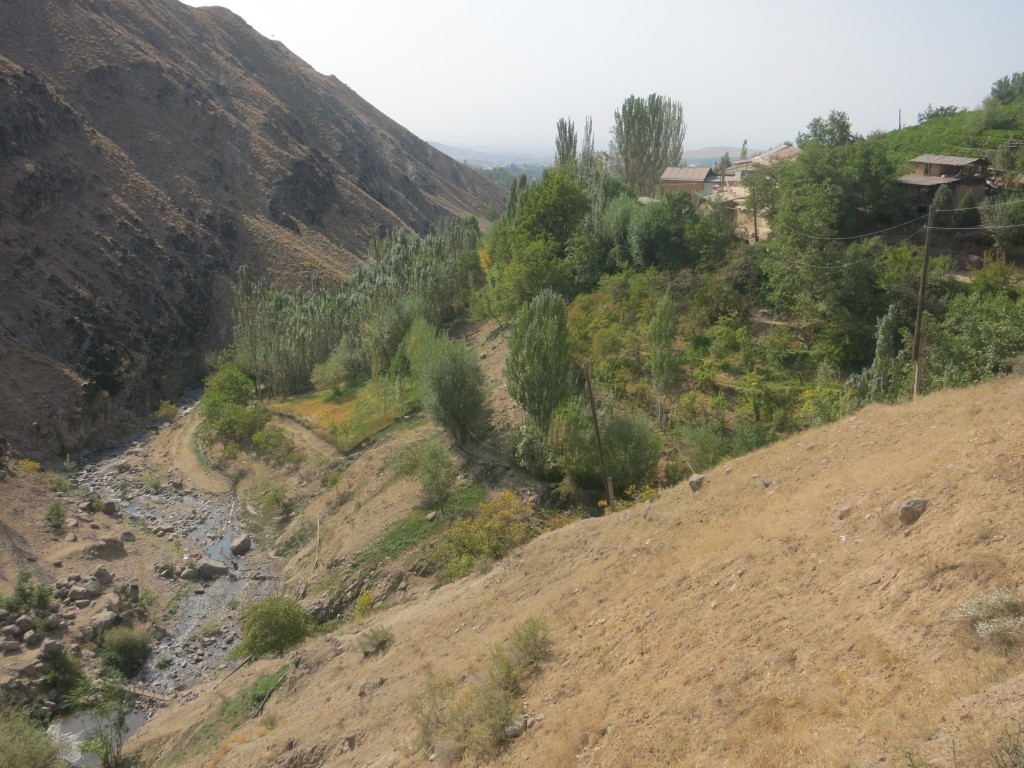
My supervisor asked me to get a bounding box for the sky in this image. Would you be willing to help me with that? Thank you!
[181,0,1024,157]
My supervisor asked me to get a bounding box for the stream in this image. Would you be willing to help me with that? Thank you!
[48,409,280,765]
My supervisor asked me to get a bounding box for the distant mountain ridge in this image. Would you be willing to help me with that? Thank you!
[0,0,505,457]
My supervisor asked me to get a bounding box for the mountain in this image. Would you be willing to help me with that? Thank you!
[0,0,505,457]
[429,142,552,167]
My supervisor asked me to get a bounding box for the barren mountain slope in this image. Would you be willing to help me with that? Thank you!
[132,374,1024,767]
[0,0,505,456]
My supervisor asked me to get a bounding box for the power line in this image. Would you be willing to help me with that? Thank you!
[772,214,929,242]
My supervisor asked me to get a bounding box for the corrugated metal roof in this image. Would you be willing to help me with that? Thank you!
[661,166,713,182]
[911,154,985,166]
[897,174,957,187]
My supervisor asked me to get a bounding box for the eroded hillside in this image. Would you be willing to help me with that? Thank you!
[121,373,1024,767]
[0,0,505,456]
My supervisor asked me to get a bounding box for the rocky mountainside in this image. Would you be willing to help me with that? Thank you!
[0,0,505,457]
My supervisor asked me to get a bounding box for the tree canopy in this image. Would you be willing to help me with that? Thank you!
[609,93,686,196]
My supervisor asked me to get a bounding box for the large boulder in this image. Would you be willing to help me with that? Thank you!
[90,610,120,632]
[196,559,230,580]
[230,534,252,556]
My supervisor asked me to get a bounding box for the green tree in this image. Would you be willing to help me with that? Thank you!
[957,189,981,227]
[236,595,313,657]
[505,290,572,434]
[917,104,962,123]
[988,72,1024,105]
[554,117,577,167]
[73,672,137,768]
[796,109,856,148]
[406,320,486,442]
[609,93,686,196]
[740,139,748,160]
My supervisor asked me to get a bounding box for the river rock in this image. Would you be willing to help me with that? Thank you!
[688,474,705,493]
[15,615,35,632]
[1,624,19,637]
[88,537,126,558]
[196,559,230,579]
[93,566,113,585]
[101,500,121,518]
[0,640,20,653]
[90,610,120,632]
[230,534,252,556]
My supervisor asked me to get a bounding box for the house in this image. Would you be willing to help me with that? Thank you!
[659,166,720,202]
[897,154,988,209]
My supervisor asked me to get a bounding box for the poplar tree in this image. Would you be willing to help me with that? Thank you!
[609,93,686,197]
[505,289,572,433]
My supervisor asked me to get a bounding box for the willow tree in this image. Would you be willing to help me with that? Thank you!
[609,93,686,197]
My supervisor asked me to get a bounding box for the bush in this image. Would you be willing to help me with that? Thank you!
[252,424,302,465]
[235,595,312,657]
[155,399,179,421]
[45,501,66,530]
[551,399,663,491]
[100,626,153,678]
[391,439,458,505]
[357,626,393,656]
[405,320,485,442]
[0,571,54,615]
[17,458,41,474]
[433,491,533,582]
[414,618,551,762]
[955,588,1024,649]
[0,706,59,768]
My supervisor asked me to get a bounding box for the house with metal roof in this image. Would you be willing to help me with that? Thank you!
[897,154,988,209]
[659,166,721,202]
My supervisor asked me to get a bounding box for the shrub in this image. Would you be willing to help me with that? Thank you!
[100,626,153,678]
[0,571,54,614]
[0,706,59,768]
[353,589,375,620]
[43,651,85,696]
[955,588,1024,648]
[235,595,312,657]
[433,492,533,582]
[45,501,66,530]
[252,424,302,465]
[155,399,179,420]
[357,626,392,656]
[414,618,551,762]
[406,320,485,442]
[993,716,1024,768]
[392,439,458,505]
[17,458,41,474]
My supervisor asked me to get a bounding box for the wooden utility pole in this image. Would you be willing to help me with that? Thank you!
[583,364,614,512]
[911,201,936,398]
[751,188,759,242]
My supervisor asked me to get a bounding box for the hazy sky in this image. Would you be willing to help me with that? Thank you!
[181,0,1024,156]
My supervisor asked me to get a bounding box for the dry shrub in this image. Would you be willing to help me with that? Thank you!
[955,588,1024,649]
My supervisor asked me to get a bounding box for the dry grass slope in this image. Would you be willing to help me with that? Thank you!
[129,374,1024,767]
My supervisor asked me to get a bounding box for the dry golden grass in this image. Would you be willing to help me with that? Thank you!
[120,375,1024,768]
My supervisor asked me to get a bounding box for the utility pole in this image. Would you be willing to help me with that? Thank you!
[911,200,936,398]
[751,188,759,242]
[583,364,614,512]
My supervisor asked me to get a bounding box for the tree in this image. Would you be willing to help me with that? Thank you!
[988,72,1024,105]
[796,109,856,148]
[554,117,577,167]
[406,319,486,442]
[715,151,732,172]
[740,139,748,160]
[505,289,572,433]
[73,672,136,768]
[609,93,686,196]
[917,104,962,124]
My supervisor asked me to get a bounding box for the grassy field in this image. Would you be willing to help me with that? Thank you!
[273,380,419,452]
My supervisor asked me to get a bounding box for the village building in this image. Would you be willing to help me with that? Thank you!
[897,154,988,209]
